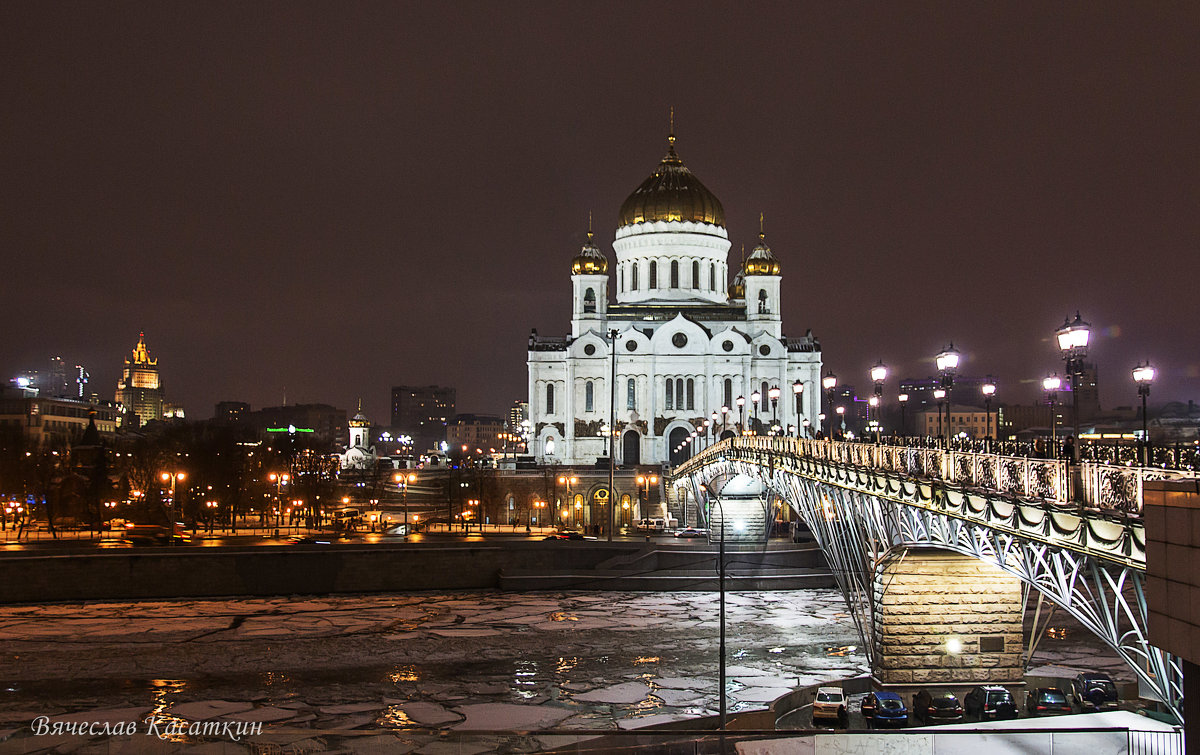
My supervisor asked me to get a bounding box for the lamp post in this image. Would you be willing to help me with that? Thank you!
[558,475,578,529]
[933,388,946,440]
[267,472,290,527]
[736,395,746,435]
[711,411,719,444]
[1133,362,1155,465]
[532,500,545,527]
[768,385,781,434]
[1056,313,1091,458]
[836,405,846,438]
[1043,374,1061,450]
[870,361,887,442]
[160,471,186,537]
[984,374,993,444]
[897,393,909,438]
[792,380,804,438]
[936,344,961,448]
[868,396,880,442]
[637,474,658,523]
[394,471,417,537]
[205,500,217,533]
[822,372,837,438]
[720,405,730,440]
[750,390,761,435]
[802,418,811,438]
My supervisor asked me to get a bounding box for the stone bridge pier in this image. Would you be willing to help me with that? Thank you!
[872,548,1024,696]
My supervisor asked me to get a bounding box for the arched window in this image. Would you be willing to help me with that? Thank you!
[583,288,596,313]
[546,383,555,414]
[686,378,695,410]
[627,378,636,410]
[619,267,624,292]
[670,260,679,288]
[585,380,594,412]
[758,289,769,314]
[710,262,716,291]
[724,378,733,409]
[665,378,674,410]
[632,264,639,291]
[691,260,699,288]
[650,261,658,288]
[761,381,769,403]
[675,378,684,409]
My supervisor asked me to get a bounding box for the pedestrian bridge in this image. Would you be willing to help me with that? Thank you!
[669,436,1193,723]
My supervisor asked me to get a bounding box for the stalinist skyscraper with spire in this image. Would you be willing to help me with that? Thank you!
[527,128,823,467]
[115,332,165,428]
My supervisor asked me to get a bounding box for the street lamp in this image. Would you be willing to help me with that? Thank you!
[1133,362,1155,465]
[558,475,578,529]
[637,475,658,523]
[160,471,186,534]
[735,395,746,435]
[836,405,846,438]
[394,471,417,537]
[1056,312,1091,457]
[720,405,730,440]
[822,372,837,438]
[268,472,290,526]
[768,385,781,434]
[711,411,719,444]
[205,500,218,533]
[1043,374,1062,449]
[933,388,947,439]
[870,361,887,441]
[750,390,762,435]
[936,344,961,448]
[982,378,997,443]
[791,380,804,438]
[897,393,909,438]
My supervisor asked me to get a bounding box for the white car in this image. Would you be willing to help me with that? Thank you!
[812,686,847,722]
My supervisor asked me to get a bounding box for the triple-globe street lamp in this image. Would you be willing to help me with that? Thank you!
[1056,312,1092,457]
[870,360,888,442]
[1043,374,1062,449]
[768,385,781,434]
[935,345,961,447]
[982,378,997,443]
[821,373,837,438]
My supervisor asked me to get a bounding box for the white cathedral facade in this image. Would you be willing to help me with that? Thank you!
[527,132,823,467]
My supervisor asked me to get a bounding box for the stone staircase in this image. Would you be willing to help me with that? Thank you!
[707,496,770,544]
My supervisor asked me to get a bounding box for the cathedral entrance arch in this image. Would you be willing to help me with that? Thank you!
[622,431,641,466]
[668,426,691,466]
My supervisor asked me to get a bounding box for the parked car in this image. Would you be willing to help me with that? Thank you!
[1071,672,1119,711]
[673,527,707,538]
[860,691,907,727]
[912,689,964,725]
[1026,687,1073,716]
[811,686,847,725]
[964,685,1018,721]
[543,531,587,540]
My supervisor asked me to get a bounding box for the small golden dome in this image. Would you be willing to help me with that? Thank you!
[744,218,781,276]
[571,229,609,275]
[728,269,746,299]
[618,133,725,227]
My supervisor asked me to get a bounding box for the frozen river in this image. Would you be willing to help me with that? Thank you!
[0,589,866,751]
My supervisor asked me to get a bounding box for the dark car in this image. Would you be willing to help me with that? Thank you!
[121,523,191,545]
[287,534,335,544]
[964,685,1018,721]
[861,691,907,728]
[543,531,586,540]
[1026,687,1073,716]
[1071,672,1119,711]
[912,689,964,725]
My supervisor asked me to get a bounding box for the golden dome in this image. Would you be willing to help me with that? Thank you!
[618,134,725,227]
[744,219,781,276]
[728,268,746,299]
[571,229,609,275]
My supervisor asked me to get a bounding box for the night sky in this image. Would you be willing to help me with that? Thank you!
[3,3,1198,422]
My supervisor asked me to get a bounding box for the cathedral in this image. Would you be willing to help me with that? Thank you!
[528,132,823,467]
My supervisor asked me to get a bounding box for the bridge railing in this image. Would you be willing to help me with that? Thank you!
[718,436,1196,515]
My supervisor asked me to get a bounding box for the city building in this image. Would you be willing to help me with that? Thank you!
[245,404,348,445]
[446,414,505,455]
[214,401,250,424]
[391,385,455,452]
[508,400,528,430]
[0,384,119,447]
[527,131,823,466]
[898,376,996,412]
[912,406,999,440]
[114,332,165,428]
[10,357,89,399]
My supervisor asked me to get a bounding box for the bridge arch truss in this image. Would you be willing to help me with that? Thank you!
[675,440,1184,723]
